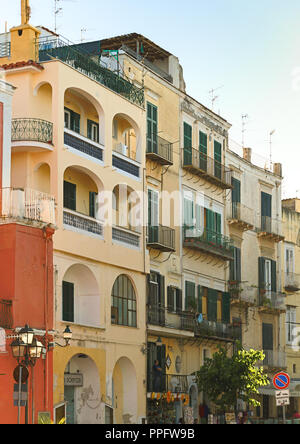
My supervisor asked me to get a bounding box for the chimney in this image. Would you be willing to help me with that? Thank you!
[273,163,282,177]
[243,147,252,163]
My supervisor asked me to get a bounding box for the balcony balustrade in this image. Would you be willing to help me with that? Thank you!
[0,188,56,226]
[256,215,284,242]
[147,306,195,333]
[227,202,254,231]
[183,226,234,261]
[258,290,286,312]
[11,118,53,150]
[182,147,232,189]
[146,136,173,166]
[147,225,175,252]
[284,272,300,292]
[37,36,144,107]
[147,372,189,394]
[194,319,240,342]
[229,281,257,306]
[63,208,103,237]
[64,128,103,162]
[261,349,286,370]
[112,226,140,248]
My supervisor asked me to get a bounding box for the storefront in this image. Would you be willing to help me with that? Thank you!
[147,393,190,424]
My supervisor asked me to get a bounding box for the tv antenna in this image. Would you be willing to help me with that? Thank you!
[209,85,223,111]
[269,129,276,168]
[54,0,76,34]
[80,28,95,43]
[241,114,249,147]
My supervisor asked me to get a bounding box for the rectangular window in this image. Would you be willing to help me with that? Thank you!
[87,119,99,143]
[183,122,193,165]
[261,192,272,231]
[214,141,222,179]
[286,306,297,345]
[148,189,159,227]
[222,292,231,324]
[147,102,158,154]
[207,289,218,322]
[64,181,76,211]
[185,281,196,311]
[62,281,74,323]
[231,178,241,218]
[89,191,98,219]
[199,131,207,171]
[230,247,241,282]
[64,107,80,133]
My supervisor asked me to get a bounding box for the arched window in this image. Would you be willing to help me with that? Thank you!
[111,275,137,327]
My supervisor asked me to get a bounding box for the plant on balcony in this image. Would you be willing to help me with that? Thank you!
[196,344,269,413]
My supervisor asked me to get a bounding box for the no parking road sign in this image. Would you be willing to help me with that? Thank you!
[273,372,290,390]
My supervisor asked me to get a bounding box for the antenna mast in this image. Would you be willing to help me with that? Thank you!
[209,85,223,111]
[241,114,249,148]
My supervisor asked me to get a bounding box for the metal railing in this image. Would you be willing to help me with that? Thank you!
[258,290,286,311]
[261,349,286,369]
[147,372,188,394]
[0,300,13,330]
[147,225,175,252]
[147,306,195,332]
[112,226,140,248]
[229,281,257,305]
[182,147,232,188]
[183,225,234,260]
[227,202,255,227]
[195,319,240,341]
[64,129,103,161]
[147,136,173,165]
[11,118,53,144]
[63,209,103,236]
[0,188,56,225]
[284,272,300,292]
[256,215,283,238]
[0,41,10,58]
[36,36,144,107]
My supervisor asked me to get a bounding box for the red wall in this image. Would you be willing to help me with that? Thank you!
[0,224,55,424]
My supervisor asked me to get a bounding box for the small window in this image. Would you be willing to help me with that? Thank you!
[87,120,99,143]
[63,181,76,212]
[62,281,74,323]
[111,275,137,327]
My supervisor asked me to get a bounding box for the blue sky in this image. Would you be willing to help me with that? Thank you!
[1,0,300,197]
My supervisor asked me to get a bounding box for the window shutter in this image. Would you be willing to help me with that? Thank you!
[184,122,193,164]
[185,281,196,311]
[71,110,80,134]
[262,323,273,350]
[64,181,76,211]
[176,288,183,313]
[214,141,222,179]
[258,257,266,290]
[147,102,158,153]
[197,285,203,313]
[271,260,277,293]
[62,281,74,323]
[199,131,207,171]
[167,287,174,312]
[89,191,97,218]
[222,292,231,324]
[207,289,218,321]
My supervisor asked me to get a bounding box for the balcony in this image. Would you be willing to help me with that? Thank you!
[261,349,286,371]
[229,281,257,306]
[147,225,176,253]
[64,129,104,162]
[112,226,140,249]
[37,36,144,107]
[147,372,189,394]
[194,319,240,342]
[183,226,234,261]
[146,136,173,166]
[63,209,103,237]
[147,306,195,338]
[0,188,56,226]
[284,272,300,292]
[0,41,11,58]
[11,118,53,153]
[112,151,140,178]
[258,290,286,312]
[227,203,254,231]
[0,300,13,330]
[256,216,284,243]
[182,147,232,189]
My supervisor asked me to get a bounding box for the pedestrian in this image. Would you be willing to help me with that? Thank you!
[153,359,162,392]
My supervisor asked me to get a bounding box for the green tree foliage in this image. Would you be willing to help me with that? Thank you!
[196,344,269,412]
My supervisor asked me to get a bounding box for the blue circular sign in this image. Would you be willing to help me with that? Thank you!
[273,372,290,390]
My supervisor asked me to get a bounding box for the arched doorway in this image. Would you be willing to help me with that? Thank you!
[64,354,101,424]
[112,357,137,424]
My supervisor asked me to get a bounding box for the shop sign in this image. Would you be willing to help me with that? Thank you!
[64,373,83,387]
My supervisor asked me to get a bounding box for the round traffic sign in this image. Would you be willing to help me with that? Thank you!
[273,372,290,390]
[13,365,29,384]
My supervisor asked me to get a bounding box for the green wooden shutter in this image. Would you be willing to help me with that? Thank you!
[222,292,231,324]
[230,247,242,282]
[89,191,97,218]
[258,257,266,290]
[215,212,222,245]
[231,178,241,218]
[147,102,158,154]
[64,181,76,211]
[207,289,218,321]
[271,260,277,293]
[185,281,196,310]
[167,287,174,312]
[197,285,203,313]
[261,192,272,231]
[62,281,74,322]
[199,131,207,171]
[176,288,183,313]
[262,323,273,350]
[214,141,222,179]
[183,122,193,165]
[205,208,215,242]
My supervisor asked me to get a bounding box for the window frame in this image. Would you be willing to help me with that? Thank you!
[111,275,137,328]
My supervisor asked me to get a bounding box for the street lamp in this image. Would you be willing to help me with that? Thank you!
[52,326,73,348]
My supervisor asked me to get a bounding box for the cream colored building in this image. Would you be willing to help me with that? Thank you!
[226,146,285,420]
[281,198,300,416]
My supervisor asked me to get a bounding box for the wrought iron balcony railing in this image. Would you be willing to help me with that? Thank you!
[261,349,286,369]
[146,136,173,166]
[258,290,286,311]
[194,319,240,341]
[11,118,53,145]
[0,300,13,330]
[112,151,140,178]
[182,147,232,189]
[64,129,103,161]
[227,202,255,229]
[284,272,300,292]
[256,215,284,242]
[0,41,11,58]
[147,372,189,394]
[183,225,234,261]
[147,225,176,252]
[37,36,144,107]
[147,306,195,332]
[228,281,257,305]
[63,209,103,236]
[112,226,140,248]
[0,188,56,226]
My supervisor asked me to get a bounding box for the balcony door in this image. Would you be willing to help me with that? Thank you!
[261,192,272,231]
[147,102,158,154]
[147,342,166,393]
